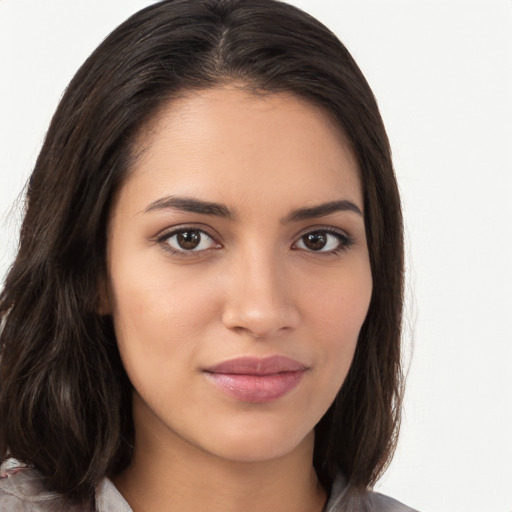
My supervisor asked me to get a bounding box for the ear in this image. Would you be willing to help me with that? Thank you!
[97,277,112,316]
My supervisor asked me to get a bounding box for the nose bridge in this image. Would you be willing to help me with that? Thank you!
[222,242,299,337]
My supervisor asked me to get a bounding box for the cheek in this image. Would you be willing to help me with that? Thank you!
[107,261,221,382]
[304,266,372,340]
[302,263,372,382]
[110,250,219,331]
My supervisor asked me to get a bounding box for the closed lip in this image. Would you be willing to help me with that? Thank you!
[203,355,308,375]
[202,355,308,403]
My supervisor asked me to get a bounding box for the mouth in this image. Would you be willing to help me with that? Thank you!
[203,355,308,403]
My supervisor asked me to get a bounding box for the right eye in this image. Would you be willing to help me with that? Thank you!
[293,228,353,255]
[159,228,219,254]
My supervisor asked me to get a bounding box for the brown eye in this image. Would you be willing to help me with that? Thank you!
[176,230,201,250]
[294,230,351,253]
[162,229,218,253]
[302,232,327,251]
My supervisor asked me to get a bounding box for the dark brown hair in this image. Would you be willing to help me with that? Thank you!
[0,0,403,507]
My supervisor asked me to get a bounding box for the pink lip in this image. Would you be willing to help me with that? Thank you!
[203,356,308,403]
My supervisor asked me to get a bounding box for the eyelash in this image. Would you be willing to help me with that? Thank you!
[156,226,354,257]
[292,228,354,255]
[156,227,220,256]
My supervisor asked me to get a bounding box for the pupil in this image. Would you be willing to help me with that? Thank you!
[304,232,326,250]
[177,231,200,250]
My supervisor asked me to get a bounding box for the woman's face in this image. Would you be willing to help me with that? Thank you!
[105,87,372,463]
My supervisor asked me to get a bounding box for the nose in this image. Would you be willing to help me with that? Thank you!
[221,250,300,339]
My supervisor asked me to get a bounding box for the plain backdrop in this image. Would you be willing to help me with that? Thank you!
[1,1,511,511]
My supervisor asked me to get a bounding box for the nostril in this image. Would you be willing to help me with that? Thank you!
[222,302,300,339]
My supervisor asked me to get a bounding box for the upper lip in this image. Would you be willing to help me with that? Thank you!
[204,355,307,375]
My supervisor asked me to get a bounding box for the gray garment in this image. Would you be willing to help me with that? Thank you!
[324,474,418,512]
[0,463,418,512]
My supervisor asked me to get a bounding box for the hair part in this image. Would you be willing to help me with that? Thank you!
[0,0,404,507]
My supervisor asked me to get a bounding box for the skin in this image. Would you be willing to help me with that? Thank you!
[105,87,373,512]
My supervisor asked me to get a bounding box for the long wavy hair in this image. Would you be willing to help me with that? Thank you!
[0,0,404,507]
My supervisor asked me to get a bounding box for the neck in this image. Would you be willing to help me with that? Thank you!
[113,399,326,512]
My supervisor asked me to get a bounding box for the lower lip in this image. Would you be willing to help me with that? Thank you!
[204,371,305,403]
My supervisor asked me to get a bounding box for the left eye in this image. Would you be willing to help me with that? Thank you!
[161,229,218,252]
[294,230,349,252]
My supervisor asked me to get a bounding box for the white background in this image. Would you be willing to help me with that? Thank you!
[1,1,511,511]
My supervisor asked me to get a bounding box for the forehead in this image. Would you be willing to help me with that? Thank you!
[121,86,362,214]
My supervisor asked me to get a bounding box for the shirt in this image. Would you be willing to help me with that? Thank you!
[0,461,418,511]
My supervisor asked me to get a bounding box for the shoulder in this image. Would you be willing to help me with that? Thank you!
[325,473,419,512]
[0,461,90,512]
[367,490,419,512]
[0,465,52,512]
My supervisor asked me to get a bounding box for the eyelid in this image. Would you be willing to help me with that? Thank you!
[155,224,222,255]
[292,226,354,253]
[153,223,354,257]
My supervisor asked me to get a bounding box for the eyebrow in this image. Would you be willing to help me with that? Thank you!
[281,200,363,223]
[144,196,362,222]
[144,196,235,219]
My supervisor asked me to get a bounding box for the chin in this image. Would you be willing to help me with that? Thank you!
[195,421,315,464]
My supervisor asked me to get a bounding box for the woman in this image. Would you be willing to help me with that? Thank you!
[0,1,415,510]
